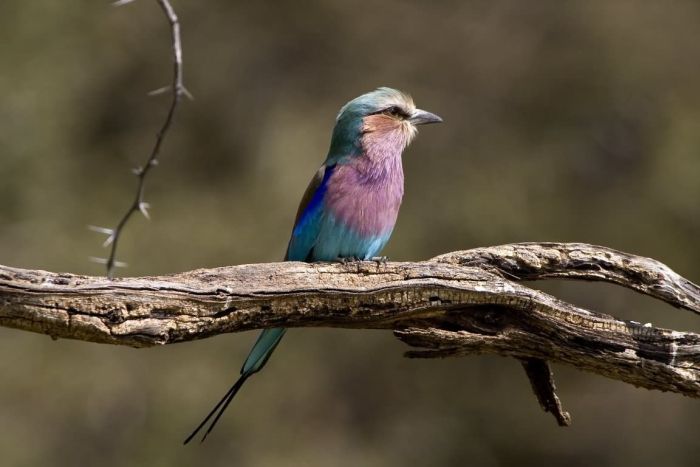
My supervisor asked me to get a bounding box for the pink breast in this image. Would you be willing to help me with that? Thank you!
[324,157,404,237]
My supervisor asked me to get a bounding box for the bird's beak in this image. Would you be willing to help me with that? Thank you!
[409,109,443,125]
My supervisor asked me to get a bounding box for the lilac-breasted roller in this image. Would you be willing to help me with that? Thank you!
[184,87,442,443]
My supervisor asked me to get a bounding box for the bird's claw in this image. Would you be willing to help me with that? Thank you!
[370,256,388,265]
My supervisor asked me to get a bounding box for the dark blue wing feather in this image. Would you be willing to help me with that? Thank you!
[285,164,335,261]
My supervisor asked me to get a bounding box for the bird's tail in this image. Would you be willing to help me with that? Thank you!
[183,327,287,444]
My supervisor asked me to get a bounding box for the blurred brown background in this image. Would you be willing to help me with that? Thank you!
[1,1,699,466]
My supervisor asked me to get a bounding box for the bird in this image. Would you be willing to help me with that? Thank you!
[184,87,442,444]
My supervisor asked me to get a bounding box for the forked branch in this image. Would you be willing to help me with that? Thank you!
[1,243,699,423]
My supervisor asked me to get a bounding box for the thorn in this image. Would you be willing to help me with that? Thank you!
[150,85,193,100]
[148,85,171,97]
[89,257,127,268]
[139,202,151,220]
[88,225,114,236]
[180,85,194,101]
[88,225,115,246]
[112,0,136,6]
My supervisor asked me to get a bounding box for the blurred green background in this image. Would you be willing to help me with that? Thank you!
[1,1,699,466]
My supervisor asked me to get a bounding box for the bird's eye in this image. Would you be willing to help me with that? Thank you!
[384,106,404,118]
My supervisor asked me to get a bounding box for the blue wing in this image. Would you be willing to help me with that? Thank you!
[285,164,335,261]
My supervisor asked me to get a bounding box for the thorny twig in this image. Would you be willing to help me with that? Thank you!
[94,0,186,278]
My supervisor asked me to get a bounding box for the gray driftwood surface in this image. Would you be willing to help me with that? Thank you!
[1,242,699,425]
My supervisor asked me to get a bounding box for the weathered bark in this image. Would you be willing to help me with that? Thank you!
[1,243,699,424]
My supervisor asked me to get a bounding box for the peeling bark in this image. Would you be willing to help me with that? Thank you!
[1,243,699,424]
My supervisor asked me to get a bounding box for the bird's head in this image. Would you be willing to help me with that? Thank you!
[327,87,442,162]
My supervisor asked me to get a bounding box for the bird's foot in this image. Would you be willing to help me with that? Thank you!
[338,256,361,264]
[370,256,388,265]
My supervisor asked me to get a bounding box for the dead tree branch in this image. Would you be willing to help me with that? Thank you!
[1,243,699,424]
